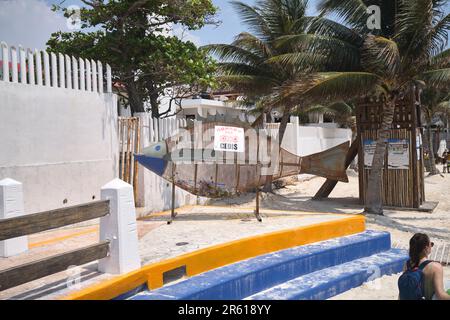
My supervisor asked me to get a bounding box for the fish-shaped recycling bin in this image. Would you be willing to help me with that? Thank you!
[135,121,349,199]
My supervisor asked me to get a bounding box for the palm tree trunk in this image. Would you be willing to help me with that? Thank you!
[364,95,397,215]
[262,109,291,192]
[426,125,439,175]
[350,127,358,171]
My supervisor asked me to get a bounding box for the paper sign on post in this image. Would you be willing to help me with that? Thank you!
[214,126,245,153]
[363,139,377,168]
[388,139,409,169]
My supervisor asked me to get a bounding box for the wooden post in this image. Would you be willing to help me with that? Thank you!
[0,242,110,292]
[133,117,141,201]
[410,86,419,208]
[125,119,132,183]
[356,106,365,205]
[0,200,109,241]
[98,179,141,274]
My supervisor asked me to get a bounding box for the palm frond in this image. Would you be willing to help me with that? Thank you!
[258,0,310,37]
[317,0,369,30]
[232,32,273,59]
[217,74,279,93]
[273,33,361,70]
[217,62,270,77]
[279,72,382,105]
[421,68,450,88]
[395,0,442,62]
[230,1,272,41]
[361,35,400,77]
[302,104,330,114]
[435,100,450,115]
[427,13,450,57]
[202,44,262,64]
[306,15,363,45]
[265,51,329,72]
[326,101,354,114]
[430,48,450,69]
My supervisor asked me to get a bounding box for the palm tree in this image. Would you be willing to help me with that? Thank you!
[421,88,450,175]
[271,0,450,214]
[203,0,318,191]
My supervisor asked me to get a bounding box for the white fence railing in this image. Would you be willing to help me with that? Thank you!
[0,41,112,93]
[138,115,188,143]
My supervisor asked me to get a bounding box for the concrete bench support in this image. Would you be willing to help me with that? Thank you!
[0,178,28,257]
[98,179,141,274]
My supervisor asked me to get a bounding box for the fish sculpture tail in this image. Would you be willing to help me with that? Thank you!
[299,141,349,183]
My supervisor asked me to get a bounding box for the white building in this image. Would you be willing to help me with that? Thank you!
[177,97,256,123]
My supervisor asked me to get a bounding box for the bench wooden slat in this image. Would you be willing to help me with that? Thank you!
[0,200,109,241]
[0,241,110,292]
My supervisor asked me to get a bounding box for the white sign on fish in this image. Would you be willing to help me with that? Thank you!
[214,126,245,153]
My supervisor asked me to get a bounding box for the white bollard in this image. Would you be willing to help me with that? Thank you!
[98,179,141,274]
[0,178,28,257]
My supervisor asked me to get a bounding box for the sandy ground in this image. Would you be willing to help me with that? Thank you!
[142,171,450,300]
[265,172,450,300]
[1,172,449,300]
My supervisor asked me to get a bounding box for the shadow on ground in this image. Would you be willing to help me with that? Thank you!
[5,263,101,300]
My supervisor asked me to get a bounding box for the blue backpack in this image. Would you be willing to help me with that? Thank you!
[398,260,432,300]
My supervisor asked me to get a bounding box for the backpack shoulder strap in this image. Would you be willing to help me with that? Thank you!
[418,260,433,270]
[406,259,414,270]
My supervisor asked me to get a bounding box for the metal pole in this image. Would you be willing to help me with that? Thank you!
[254,187,262,222]
[168,163,177,224]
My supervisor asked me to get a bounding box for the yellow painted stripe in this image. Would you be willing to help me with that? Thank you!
[63,215,365,300]
[29,227,99,249]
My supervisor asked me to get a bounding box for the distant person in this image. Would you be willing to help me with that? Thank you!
[447,152,450,173]
[424,151,430,172]
[443,150,449,173]
[398,233,450,300]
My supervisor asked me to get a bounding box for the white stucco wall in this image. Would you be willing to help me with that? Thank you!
[294,126,352,156]
[0,81,119,214]
[136,165,202,215]
[268,120,352,156]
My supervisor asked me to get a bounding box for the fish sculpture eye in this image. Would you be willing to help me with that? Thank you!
[155,145,161,152]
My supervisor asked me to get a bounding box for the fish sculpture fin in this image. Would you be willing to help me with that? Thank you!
[300,142,350,182]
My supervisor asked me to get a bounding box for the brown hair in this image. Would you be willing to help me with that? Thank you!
[408,233,430,268]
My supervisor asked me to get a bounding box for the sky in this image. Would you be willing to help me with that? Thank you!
[0,0,448,50]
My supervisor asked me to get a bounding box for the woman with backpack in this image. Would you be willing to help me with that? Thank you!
[398,233,450,300]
